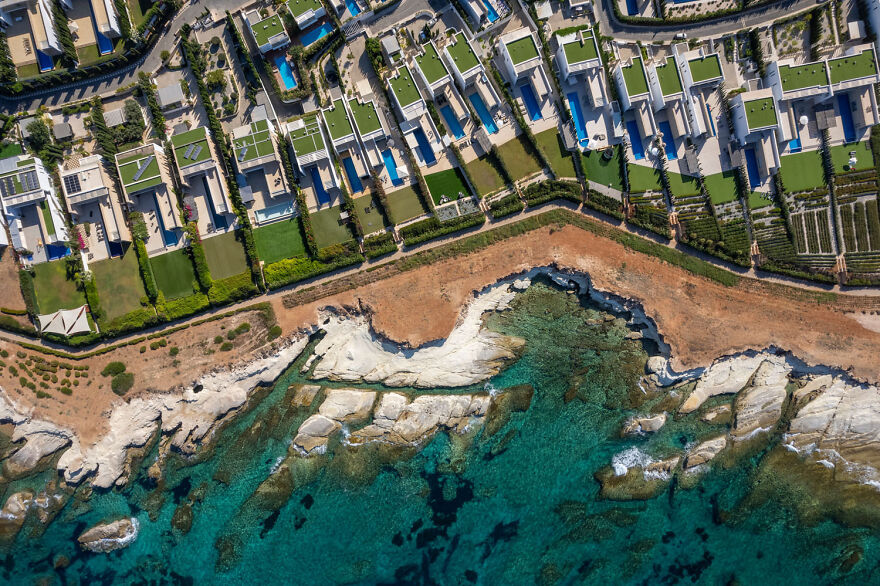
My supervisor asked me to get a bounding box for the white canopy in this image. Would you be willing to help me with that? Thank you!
[38,306,92,336]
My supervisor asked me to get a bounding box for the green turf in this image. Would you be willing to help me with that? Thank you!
[780,150,825,192]
[253,219,308,264]
[127,0,153,27]
[353,195,388,234]
[201,231,248,279]
[535,128,576,178]
[32,261,86,313]
[622,57,649,97]
[150,249,197,299]
[385,185,428,222]
[703,170,739,205]
[743,97,777,130]
[425,167,472,204]
[748,191,772,210]
[829,141,874,173]
[666,172,700,197]
[16,63,40,79]
[628,163,663,192]
[0,143,23,159]
[466,156,505,196]
[506,35,539,66]
[827,49,877,84]
[90,246,146,320]
[497,135,542,179]
[581,149,624,191]
[311,205,355,249]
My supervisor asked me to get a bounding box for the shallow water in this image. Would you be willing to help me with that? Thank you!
[3,280,880,584]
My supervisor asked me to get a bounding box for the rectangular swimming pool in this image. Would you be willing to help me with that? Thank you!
[254,200,295,224]
[625,0,639,15]
[36,50,53,72]
[837,93,857,144]
[658,121,677,160]
[201,176,229,230]
[468,93,498,134]
[274,55,297,90]
[519,82,543,121]
[412,127,436,165]
[345,0,361,16]
[96,32,114,55]
[480,0,499,22]
[567,92,589,146]
[744,147,762,188]
[382,149,404,185]
[440,105,465,139]
[301,22,334,47]
[342,157,364,193]
[152,192,180,247]
[309,166,331,205]
[625,120,645,160]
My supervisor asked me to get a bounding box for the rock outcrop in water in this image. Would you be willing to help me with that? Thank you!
[621,413,667,436]
[77,517,139,553]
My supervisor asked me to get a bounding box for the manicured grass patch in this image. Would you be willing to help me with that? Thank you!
[496,135,542,180]
[780,150,825,192]
[748,191,772,210]
[465,156,505,196]
[150,249,197,300]
[311,205,355,248]
[386,185,428,222]
[76,39,123,66]
[16,63,40,79]
[90,247,147,320]
[253,219,307,264]
[0,143,23,159]
[666,172,700,197]
[703,170,739,205]
[534,128,576,178]
[628,163,663,192]
[830,141,874,173]
[201,231,248,280]
[127,0,153,27]
[581,149,624,191]
[32,261,87,313]
[353,194,388,234]
[425,167,472,205]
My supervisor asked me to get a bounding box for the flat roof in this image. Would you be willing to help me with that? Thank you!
[416,43,449,84]
[688,54,723,83]
[324,99,354,140]
[232,119,276,163]
[744,97,778,130]
[171,127,212,167]
[779,62,829,92]
[655,57,682,95]
[117,147,162,194]
[289,113,326,156]
[250,14,286,47]
[447,32,479,74]
[389,66,422,108]
[349,98,382,135]
[561,31,598,65]
[287,0,321,18]
[622,56,649,97]
[506,35,539,66]
[828,49,878,84]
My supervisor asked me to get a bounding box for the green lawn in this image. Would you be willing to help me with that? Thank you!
[127,0,153,27]
[780,150,825,192]
[703,170,739,205]
[581,148,624,191]
[425,167,472,204]
[32,261,86,313]
[666,172,700,197]
[202,231,249,279]
[16,63,40,80]
[829,141,874,173]
[353,195,388,234]
[386,185,428,222]
[0,143,23,159]
[77,39,124,66]
[253,219,307,264]
[311,205,355,249]
[534,128,576,179]
[466,156,505,197]
[496,135,543,180]
[150,249,197,300]
[90,246,146,320]
[628,163,663,193]
[748,191,772,210]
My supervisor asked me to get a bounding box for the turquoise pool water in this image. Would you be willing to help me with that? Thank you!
[342,157,364,193]
[440,104,466,139]
[254,200,295,224]
[413,127,436,165]
[518,82,543,121]
[468,92,498,134]
[626,120,645,160]
[309,166,331,205]
[567,92,589,147]
[658,121,677,160]
[273,55,297,90]
[382,148,403,185]
[300,22,334,47]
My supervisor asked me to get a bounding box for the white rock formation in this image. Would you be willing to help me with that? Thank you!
[292,415,340,454]
[0,491,33,543]
[4,428,71,478]
[680,354,776,413]
[732,359,791,439]
[684,436,727,469]
[317,389,376,422]
[77,517,139,553]
[309,284,525,388]
[621,413,667,436]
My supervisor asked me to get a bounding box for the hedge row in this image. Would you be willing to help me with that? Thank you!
[138,72,166,140]
[400,212,486,246]
[585,190,625,220]
[489,193,524,218]
[522,180,582,207]
[185,222,213,292]
[90,98,117,156]
[18,269,37,317]
[363,233,397,259]
[276,133,318,256]
[264,245,364,289]
[134,239,159,301]
[208,271,258,305]
[225,11,261,94]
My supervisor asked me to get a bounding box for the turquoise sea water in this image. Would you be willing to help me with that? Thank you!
[3,279,880,584]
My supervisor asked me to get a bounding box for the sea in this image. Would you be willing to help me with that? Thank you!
[2,278,880,584]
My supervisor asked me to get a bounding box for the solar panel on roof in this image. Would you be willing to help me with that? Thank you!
[183,144,195,160]
[191,145,203,160]
[63,174,81,195]
[20,170,37,191]
[132,155,154,182]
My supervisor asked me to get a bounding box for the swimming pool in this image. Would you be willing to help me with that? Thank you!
[837,93,857,144]
[36,50,53,73]
[705,104,717,137]
[342,157,364,193]
[440,105,465,139]
[744,147,761,188]
[625,120,645,161]
[46,244,70,261]
[254,200,295,224]
[658,121,677,160]
[96,32,114,55]
[625,0,639,15]
[480,0,500,22]
[345,0,361,17]
[274,55,297,90]
[309,166,331,205]
[468,93,498,134]
[152,193,180,247]
[202,176,229,230]
[382,149,403,185]
[518,82,543,121]
[566,92,589,147]
[412,127,436,165]
[301,22,334,47]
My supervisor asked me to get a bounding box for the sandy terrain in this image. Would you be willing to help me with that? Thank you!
[2,216,880,446]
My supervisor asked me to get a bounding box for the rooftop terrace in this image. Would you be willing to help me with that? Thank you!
[506,35,539,66]
[117,147,163,195]
[561,31,598,65]
[171,127,212,168]
[287,0,321,17]
[621,57,649,97]
[232,119,276,163]
[688,54,723,83]
[289,114,326,157]
[446,32,479,74]
[779,62,829,92]
[828,49,878,84]
[416,43,450,84]
[655,57,682,96]
[349,99,383,135]
[250,14,286,47]
[389,67,422,108]
[744,97,778,130]
[324,99,354,141]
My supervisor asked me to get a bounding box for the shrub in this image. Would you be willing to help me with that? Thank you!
[185,222,212,292]
[208,272,258,306]
[111,372,135,395]
[399,213,486,246]
[489,194,524,218]
[133,239,158,301]
[522,180,583,207]
[268,325,282,341]
[169,346,179,356]
[138,72,166,140]
[219,342,233,351]
[214,335,223,344]
[363,232,397,258]
[101,361,126,377]
[17,270,37,317]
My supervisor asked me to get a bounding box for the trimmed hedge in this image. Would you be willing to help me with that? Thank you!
[208,271,258,306]
[522,180,583,207]
[264,246,364,289]
[134,239,159,301]
[18,269,37,317]
[363,233,397,258]
[400,213,486,246]
[101,306,160,337]
[138,72,166,140]
[585,190,625,220]
[489,193,524,218]
[158,293,211,321]
[0,315,37,336]
[185,222,213,292]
